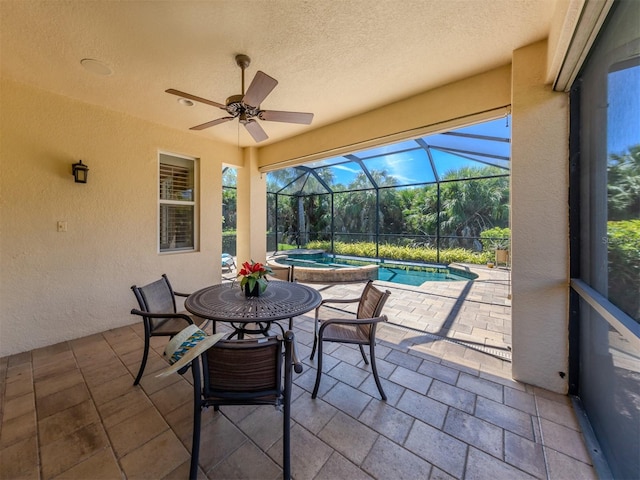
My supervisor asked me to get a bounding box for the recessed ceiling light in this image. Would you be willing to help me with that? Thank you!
[178,98,194,107]
[80,58,113,76]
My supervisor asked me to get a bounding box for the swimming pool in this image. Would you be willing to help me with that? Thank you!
[271,251,477,286]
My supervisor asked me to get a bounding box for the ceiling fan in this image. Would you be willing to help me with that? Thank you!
[166,54,314,143]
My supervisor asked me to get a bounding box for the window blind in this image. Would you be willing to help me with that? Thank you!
[159,157,196,252]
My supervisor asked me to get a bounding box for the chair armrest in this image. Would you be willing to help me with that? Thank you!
[318,315,387,333]
[130,309,194,324]
[173,291,190,298]
[318,297,361,307]
[284,330,304,374]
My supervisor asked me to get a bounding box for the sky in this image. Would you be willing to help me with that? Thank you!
[608,62,640,157]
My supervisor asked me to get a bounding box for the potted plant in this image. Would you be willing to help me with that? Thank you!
[237,260,273,297]
[480,227,510,266]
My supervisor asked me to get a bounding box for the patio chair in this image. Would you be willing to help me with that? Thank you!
[130,274,208,385]
[310,280,391,400]
[269,263,295,282]
[222,253,236,271]
[268,264,296,329]
[188,331,303,480]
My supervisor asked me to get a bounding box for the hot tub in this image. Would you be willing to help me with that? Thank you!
[268,251,378,283]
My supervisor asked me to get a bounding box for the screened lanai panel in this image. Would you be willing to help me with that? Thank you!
[267,168,305,193]
[361,149,436,186]
[266,115,511,195]
[222,167,237,187]
[425,120,511,170]
[455,117,511,140]
[333,190,377,242]
[356,139,422,159]
[432,150,508,180]
[277,172,310,195]
[304,156,351,168]
[318,161,374,192]
[303,174,331,194]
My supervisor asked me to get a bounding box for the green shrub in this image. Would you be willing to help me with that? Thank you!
[276,243,298,251]
[304,240,493,265]
[480,227,510,250]
[306,240,330,251]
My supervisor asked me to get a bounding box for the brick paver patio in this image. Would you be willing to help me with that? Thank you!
[0,265,598,479]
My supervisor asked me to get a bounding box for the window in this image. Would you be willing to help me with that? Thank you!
[570,1,639,478]
[606,58,640,320]
[159,153,197,253]
[222,167,237,256]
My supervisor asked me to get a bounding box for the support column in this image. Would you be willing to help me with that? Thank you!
[236,147,267,264]
[511,40,570,393]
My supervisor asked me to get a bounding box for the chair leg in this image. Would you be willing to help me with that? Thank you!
[358,344,369,364]
[283,395,291,480]
[133,334,150,386]
[310,314,319,360]
[312,340,324,399]
[190,365,202,480]
[369,342,387,401]
[310,335,317,360]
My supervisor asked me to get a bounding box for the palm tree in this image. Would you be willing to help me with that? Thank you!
[608,144,640,221]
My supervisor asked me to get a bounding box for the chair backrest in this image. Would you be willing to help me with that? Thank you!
[201,336,283,403]
[357,280,391,319]
[354,281,391,339]
[197,331,301,406]
[222,254,235,268]
[269,264,295,282]
[131,274,177,327]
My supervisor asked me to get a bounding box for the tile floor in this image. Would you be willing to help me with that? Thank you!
[0,268,598,479]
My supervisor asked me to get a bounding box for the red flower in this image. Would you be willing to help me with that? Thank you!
[237,260,273,293]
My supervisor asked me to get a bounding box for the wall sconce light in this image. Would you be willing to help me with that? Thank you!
[72,160,89,183]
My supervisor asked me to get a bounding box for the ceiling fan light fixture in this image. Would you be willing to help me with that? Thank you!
[80,58,112,76]
[178,98,194,107]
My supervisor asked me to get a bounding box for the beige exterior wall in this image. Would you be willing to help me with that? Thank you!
[510,40,570,393]
[0,79,240,357]
[236,147,267,265]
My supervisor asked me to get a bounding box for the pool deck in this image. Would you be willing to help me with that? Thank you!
[294,263,512,375]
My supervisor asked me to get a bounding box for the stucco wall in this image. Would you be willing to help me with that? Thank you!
[0,79,240,357]
[236,147,267,264]
[510,41,570,393]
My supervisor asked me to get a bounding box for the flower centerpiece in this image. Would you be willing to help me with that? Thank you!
[237,260,273,297]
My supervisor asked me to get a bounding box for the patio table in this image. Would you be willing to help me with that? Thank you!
[185,281,322,338]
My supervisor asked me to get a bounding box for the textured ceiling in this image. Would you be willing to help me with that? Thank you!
[0,0,557,147]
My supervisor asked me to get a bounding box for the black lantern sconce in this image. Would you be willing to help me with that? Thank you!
[72,160,89,183]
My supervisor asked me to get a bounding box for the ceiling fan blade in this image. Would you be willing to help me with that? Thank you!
[259,110,314,125]
[243,119,269,143]
[166,89,226,109]
[242,71,278,107]
[190,116,235,130]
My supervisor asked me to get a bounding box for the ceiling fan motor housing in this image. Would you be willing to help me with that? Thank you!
[225,94,261,123]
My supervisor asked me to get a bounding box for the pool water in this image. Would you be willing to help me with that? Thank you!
[281,253,476,286]
[377,265,473,286]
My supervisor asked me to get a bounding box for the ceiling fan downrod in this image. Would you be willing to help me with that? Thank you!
[235,54,251,95]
